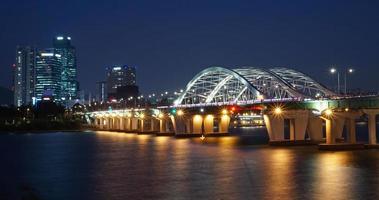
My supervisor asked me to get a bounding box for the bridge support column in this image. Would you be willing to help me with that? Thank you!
[150,118,159,132]
[363,109,379,145]
[204,115,214,134]
[346,118,356,144]
[131,118,138,131]
[263,114,284,141]
[219,115,230,133]
[171,116,187,134]
[192,115,203,134]
[140,119,145,132]
[98,118,104,130]
[368,114,377,144]
[106,118,111,130]
[114,117,120,130]
[324,118,335,144]
[307,114,323,142]
[159,119,168,133]
[119,117,124,131]
[125,118,131,131]
[288,110,309,141]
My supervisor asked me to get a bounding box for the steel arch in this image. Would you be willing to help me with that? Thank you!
[174,66,335,106]
[269,67,336,98]
[174,67,262,105]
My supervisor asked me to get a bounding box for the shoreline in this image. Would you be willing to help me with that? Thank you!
[0,129,93,134]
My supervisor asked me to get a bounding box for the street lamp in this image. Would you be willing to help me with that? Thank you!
[330,67,340,94]
[344,68,354,95]
[330,67,354,95]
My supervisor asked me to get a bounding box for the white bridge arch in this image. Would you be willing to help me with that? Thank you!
[174,66,336,105]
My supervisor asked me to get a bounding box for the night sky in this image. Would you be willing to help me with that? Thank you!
[1,0,379,94]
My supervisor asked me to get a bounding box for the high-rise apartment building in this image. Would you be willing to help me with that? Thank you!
[35,49,62,100]
[53,36,77,100]
[13,46,36,106]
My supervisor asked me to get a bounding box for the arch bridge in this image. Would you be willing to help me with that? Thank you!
[89,66,379,149]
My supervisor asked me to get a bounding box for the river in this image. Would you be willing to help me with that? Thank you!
[0,126,378,200]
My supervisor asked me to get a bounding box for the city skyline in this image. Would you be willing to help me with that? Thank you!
[1,0,379,95]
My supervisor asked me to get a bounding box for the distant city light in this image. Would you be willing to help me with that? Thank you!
[57,36,64,40]
[41,53,54,57]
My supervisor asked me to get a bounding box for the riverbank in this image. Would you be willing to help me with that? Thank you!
[0,119,95,134]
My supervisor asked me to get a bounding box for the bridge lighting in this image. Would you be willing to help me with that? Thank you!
[180,89,183,93]
[140,113,145,119]
[348,68,354,73]
[222,109,228,115]
[158,113,164,118]
[330,68,336,73]
[200,108,204,113]
[274,107,282,115]
[200,134,205,140]
[177,109,184,116]
[345,108,349,112]
[127,113,132,117]
[165,91,168,95]
[324,109,333,116]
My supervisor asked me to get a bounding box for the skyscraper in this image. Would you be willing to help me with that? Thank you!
[35,49,62,100]
[105,65,138,100]
[106,65,137,95]
[13,46,36,106]
[53,36,77,100]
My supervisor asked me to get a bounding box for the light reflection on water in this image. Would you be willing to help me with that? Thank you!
[0,129,378,199]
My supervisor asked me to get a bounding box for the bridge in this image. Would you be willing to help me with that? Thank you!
[88,66,379,149]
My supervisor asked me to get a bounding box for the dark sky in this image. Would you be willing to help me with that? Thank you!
[1,0,379,94]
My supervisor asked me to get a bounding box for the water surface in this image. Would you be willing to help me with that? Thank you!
[0,127,379,200]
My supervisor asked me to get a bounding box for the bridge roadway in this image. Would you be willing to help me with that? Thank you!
[88,96,379,150]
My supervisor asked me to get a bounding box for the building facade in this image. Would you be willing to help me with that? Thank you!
[106,65,136,96]
[96,81,107,102]
[53,36,77,100]
[35,49,62,101]
[13,46,36,106]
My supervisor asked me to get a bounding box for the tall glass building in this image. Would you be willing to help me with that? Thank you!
[35,49,62,101]
[53,36,77,100]
[13,46,36,106]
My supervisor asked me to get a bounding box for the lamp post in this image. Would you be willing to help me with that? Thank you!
[344,68,354,95]
[330,67,354,95]
[330,68,340,94]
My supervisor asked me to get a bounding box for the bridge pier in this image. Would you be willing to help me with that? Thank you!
[171,114,230,136]
[363,109,379,145]
[264,110,309,142]
[159,118,169,133]
[131,118,139,131]
[307,114,323,142]
[319,110,364,150]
